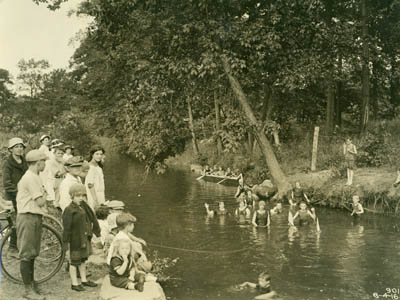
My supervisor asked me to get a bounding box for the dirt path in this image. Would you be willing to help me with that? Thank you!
[0,261,107,300]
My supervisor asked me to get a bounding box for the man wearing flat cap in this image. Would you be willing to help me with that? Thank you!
[16,149,48,299]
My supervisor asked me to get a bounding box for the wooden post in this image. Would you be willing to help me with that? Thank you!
[311,127,319,171]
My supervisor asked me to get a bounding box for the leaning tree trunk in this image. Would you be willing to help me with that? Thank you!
[187,98,200,156]
[221,55,291,196]
[360,0,370,134]
[214,90,223,156]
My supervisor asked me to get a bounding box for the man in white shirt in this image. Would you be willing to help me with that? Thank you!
[58,156,84,212]
[16,149,48,300]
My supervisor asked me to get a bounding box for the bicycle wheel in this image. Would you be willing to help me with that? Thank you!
[43,214,63,233]
[0,224,65,284]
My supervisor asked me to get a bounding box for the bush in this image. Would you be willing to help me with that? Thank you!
[357,122,394,167]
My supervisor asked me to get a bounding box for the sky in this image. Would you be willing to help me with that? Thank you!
[0,0,91,79]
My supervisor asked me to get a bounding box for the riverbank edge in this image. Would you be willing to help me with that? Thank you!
[168,156,400,215]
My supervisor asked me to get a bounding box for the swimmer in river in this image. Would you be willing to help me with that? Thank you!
[204,201,227,217]
[289,181,310,207]
[252,201,270,227]
[235,199,251,218]
[270,202,283,216]
[351,195,364,217]
[292,201,316,226]
[237,271,278,299]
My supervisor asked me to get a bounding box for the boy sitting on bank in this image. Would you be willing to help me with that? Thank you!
[107,213,153,275]
[237,271,278,299]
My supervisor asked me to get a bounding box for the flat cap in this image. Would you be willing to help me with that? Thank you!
[105,200,125,210]
[65,156,84,167]
[26,150,48,162]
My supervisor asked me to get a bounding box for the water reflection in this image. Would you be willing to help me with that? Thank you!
[103,155,400,300]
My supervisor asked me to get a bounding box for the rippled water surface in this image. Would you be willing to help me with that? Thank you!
[105,155,400,300]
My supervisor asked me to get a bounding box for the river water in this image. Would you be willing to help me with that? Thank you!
[105,155,400,300]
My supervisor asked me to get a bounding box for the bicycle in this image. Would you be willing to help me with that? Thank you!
[0,209,65,284]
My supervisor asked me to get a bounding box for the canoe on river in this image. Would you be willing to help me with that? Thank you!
[196,174,242,186]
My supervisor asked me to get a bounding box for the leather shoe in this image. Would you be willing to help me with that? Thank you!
[32,282,46,295]
[81,281,97,287]
[71,285,85,292]
[23,285,45,300]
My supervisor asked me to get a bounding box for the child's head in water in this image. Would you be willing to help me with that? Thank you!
[258,272,271,289]
[218,201,225,210]
[299,201,307,211]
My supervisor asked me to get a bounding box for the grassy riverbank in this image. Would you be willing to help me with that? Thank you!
[166,121,400,214]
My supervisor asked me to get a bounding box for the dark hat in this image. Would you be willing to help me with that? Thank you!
[90,145,105,154]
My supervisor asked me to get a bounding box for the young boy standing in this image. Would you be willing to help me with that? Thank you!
[59,156,84,211]
[343,138,357,185]
[63,183,99,292]
[16,149,48,300]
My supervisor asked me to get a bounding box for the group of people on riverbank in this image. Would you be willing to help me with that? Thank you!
[2,135,165,300]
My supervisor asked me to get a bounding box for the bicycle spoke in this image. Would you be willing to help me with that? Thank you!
[1,224,65,284]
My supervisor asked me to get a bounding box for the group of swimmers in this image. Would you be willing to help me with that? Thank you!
[203,180,365,299]
[205,179,365,230]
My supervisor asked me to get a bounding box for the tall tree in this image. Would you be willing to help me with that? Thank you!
[17,58,50,98]
[0,68,13,105]
[360,0,370,133]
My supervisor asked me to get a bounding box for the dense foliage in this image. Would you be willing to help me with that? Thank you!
[3,0,400,176]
